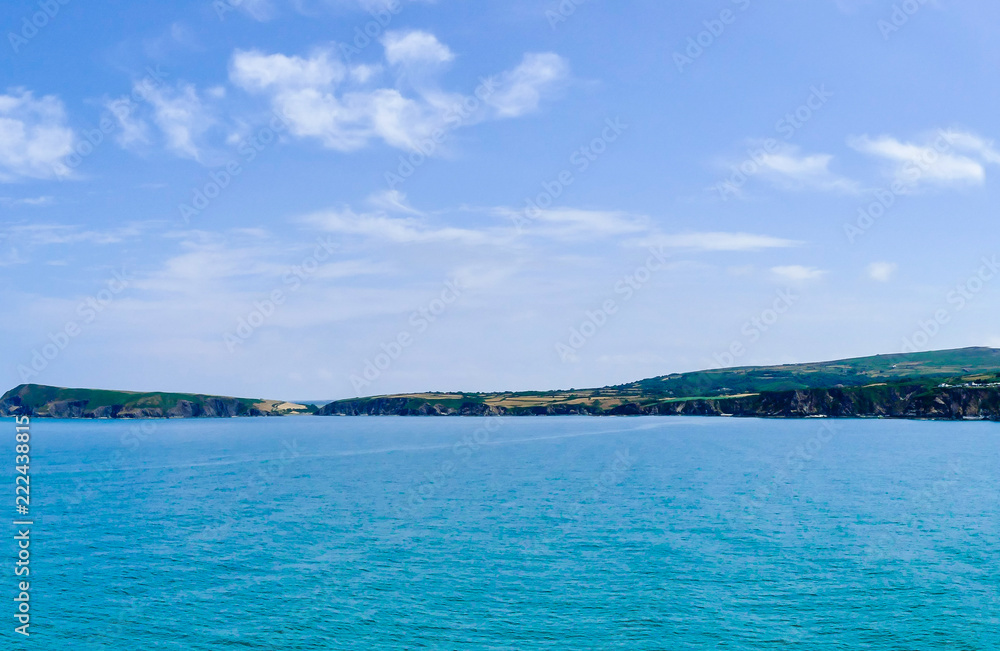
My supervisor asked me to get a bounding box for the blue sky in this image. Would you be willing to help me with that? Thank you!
[2,0,1000,400]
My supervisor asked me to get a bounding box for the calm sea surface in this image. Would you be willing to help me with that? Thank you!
[6,416,999,649]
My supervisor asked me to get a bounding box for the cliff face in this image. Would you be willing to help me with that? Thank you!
[319,398,509,417]
[164,398,262,418]
[317,386,1000,421]
[643,386,1000,420]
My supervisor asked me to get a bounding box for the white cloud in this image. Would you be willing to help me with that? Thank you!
[753,145,859,194]
[367,189,423,214]
[229,37,568,153]
[349,64,381,84]
[381,31,453,67]
[484,53,569,118]
[645,232,800,252]
[304,204,642,246]
[231,47,429,152]
[0,195,53,207]
[867,261,897,282]
[108,82,217,161]
[509,207,647,240]
[302,199,807,255]
[0,90,75,181]
[850,130,1000,189]
[940,130,1000,163]
[302,207,491,245]
[230,49,345,91]
[771,265,826,282]
[143,83,215,161]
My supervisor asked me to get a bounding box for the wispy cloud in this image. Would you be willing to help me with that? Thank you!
[304,199,805,254]
[382,30,454,67]
[302,207,492,245]
[483,53,569,118]
[367,189,424,215]
[771,265,826,282]
[754,145,859,194]
[0,222,148,246]
[643,231,801,252]
[106,81,216,161]
[502,207,647,240]
[0,221,148,267]
[0,195,54,207]
[850,129,1000,190]
[145,82,216,161]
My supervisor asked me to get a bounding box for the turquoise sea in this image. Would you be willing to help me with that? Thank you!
[7,416,999,649]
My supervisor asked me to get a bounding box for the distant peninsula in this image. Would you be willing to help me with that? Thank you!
[0,385,316,419]
[4,347,1000,421]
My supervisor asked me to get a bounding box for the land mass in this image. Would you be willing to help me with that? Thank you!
[0,384,316,419]
[4,347,1000,421]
